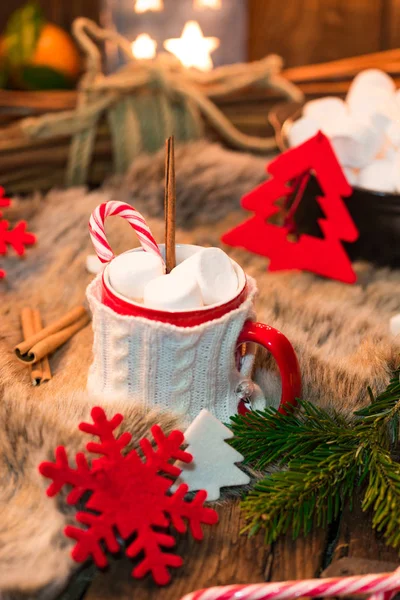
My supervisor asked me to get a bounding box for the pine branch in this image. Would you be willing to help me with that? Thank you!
[362,444,400,549]
[230,400,350,470]
[241,446,358,542]
[356,370,400,419]
[231,370,400,552]
[355,370,400,448]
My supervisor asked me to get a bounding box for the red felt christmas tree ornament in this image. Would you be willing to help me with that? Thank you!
[39,407,218,586]
[0,186,36,279]
[222,132,359,284]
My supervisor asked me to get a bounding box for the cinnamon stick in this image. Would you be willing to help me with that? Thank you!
[20,314,89,365]
[32,309,52,383]
[15,305,89,363]
[164,136,176,273]
[21,308,43,385]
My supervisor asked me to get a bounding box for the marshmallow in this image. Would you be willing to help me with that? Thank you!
[376,137,397,161]
[303,97,348,126]
[346,69,395,122]
[329,118,385,169]
[387,121,400,148]
[108,251,165,301]
[86,254,104,275]
[392,152,400,193]
[172,247,238,305]
[358,159,396,193]
[143,273,203,310]
[321,113,354,138]
[348,69,396,95]
[347,85,397,122]
[287,116,320,148]
[343,167,359,187]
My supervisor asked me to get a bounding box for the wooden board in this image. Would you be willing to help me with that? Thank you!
[269,528,328,581]
[82,495,399,600]
[85,500,273,600]
[248,0,391,67]
[382,0,400,50]
[331,497,400,566]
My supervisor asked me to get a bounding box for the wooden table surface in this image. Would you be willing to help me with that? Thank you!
[60,496,399,600]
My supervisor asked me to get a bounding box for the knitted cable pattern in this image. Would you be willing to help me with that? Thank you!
[86,274,264,423]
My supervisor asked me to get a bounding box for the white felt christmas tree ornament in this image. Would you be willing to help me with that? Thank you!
[173,409,250,501]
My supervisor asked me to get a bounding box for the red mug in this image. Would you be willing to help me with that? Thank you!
[98,244,301,416]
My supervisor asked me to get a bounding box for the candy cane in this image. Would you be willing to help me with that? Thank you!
[180,568,400,600]
[89,201,163,264]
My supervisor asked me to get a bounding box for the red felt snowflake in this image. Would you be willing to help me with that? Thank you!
[39,407,218,585]
[0,187,36,279]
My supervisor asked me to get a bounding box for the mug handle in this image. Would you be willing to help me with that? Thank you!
[237,321,301,415]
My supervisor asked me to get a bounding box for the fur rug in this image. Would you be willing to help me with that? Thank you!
[1,141,400,599]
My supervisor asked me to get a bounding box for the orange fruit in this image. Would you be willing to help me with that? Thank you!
[31,22,80,80]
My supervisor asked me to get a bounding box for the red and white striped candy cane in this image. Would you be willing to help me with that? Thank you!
[89,201,164,264]
[180,568,400,600]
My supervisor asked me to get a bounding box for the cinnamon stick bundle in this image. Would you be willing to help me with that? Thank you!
[20,308,52,385]
[15,305,90,365]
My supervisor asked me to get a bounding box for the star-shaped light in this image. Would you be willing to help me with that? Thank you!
[131,33,157,59]
[194,0,222,9]
[164,21,219,71]
[134,0,163,13]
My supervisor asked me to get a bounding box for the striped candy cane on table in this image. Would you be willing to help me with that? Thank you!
[89,201,164,264]
[180,568,400,600]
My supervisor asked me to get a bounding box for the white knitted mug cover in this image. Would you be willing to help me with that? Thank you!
[86,273,265,423]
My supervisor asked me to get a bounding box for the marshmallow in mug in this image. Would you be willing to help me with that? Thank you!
[108,251,165,301]
[171,247,238,306]
[143,247,239,311]
[144,272,204,310]
[108,246,239,311]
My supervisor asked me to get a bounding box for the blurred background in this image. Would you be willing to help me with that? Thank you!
[1,0,399,68]
[0,0,400,262]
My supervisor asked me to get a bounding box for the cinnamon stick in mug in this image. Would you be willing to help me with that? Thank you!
[15,305,89,364]
[164,136,176,274]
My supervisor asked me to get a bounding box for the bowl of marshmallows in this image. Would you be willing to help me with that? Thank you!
[272,68,400,267]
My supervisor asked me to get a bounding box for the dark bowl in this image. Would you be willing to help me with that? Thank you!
[269,102,400,268]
